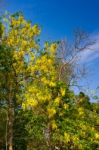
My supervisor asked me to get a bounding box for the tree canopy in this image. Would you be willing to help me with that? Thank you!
[0,13,99,150]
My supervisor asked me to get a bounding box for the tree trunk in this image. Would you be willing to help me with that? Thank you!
[44,124,52,150]
[6,107,14,150]
[6,85,14,150]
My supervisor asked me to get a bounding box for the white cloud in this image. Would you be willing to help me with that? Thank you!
[79,33,99,63]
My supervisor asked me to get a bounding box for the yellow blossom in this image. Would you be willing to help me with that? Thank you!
[50,43,57,54]
[64,132,70,143]
[54,97,60,105]
[60,87,65,96]
[51,120,57,130]
[49,81,56,87]
[32,25,40,35]
[47,108,56,118]
[64,104,69,110]
[21,40,27,47]
[95,133,99,139]
[73,135,79,143]
[78,107,84,116]
[7,39,13,46]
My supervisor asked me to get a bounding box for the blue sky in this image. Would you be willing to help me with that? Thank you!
[1,0,99,96]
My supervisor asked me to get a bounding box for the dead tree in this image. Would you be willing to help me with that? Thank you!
[56,29,95,86]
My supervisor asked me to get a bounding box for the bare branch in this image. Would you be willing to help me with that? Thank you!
[56,29,95,85]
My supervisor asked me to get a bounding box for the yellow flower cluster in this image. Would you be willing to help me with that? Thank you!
[41,77,56,87]
[54,97,60,106]
[95,133,99,139]
[50,43,57,54]
[11,16,26,27]
[22,98,38,110]
[47,108,56,118]
[51,120,57,130]
[4,15,41,77]
[25,84,52,105]
[78,107,84,116]
[63,104,69,110]
[60,87,65,96]
[32,25,41,35]
[6,16,40,49]
[72,135,79,143]
[64,132,70,143]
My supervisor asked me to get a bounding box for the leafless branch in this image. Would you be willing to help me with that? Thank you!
[56,29,95,85]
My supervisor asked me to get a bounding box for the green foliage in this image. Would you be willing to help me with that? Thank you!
[0,107,6,149]
[13,110,29,150]
[0,13,99,150]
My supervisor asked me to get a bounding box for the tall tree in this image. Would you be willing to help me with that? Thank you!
[0,14,41,150]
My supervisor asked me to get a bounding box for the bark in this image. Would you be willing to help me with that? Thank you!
[44,124,52,150]
[6,85,14,150]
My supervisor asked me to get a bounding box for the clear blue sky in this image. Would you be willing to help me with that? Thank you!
[1,0,99,97]
[2,0,99,39]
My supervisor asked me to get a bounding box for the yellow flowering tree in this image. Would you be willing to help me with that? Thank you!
[0,13,41,150]
[0,13,99,150]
